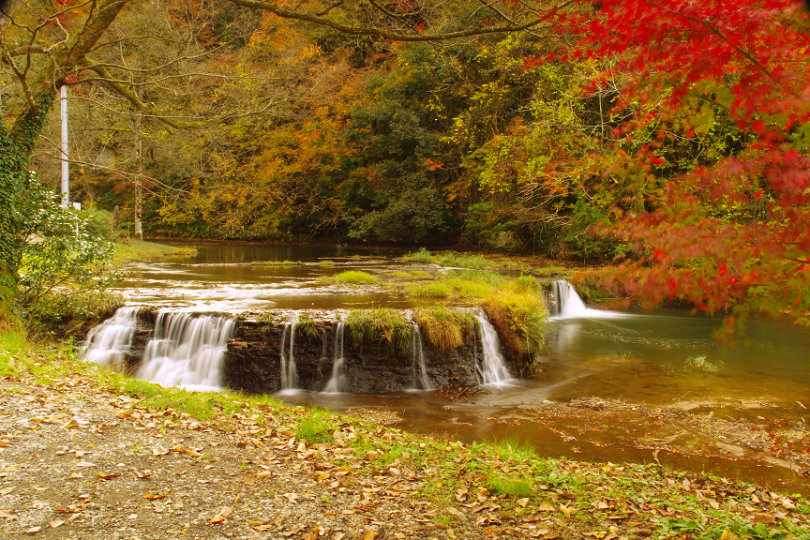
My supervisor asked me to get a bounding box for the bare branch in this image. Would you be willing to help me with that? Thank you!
[229,0,562,41]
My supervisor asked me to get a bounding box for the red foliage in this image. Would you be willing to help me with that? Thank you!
[562,1,810,329]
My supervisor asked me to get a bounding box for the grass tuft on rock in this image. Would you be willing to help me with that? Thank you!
[412,307,477,353]
[346,308,412,359]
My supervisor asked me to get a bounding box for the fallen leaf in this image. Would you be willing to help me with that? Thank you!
[25,527,41,534]
[144,493,167,501]
[49,520,65,528]
[209,506,233,524]
[75,461,96,468]
[362,529,379,540]
[0,487,13,496]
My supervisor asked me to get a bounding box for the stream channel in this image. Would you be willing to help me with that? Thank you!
[88,243,810,495]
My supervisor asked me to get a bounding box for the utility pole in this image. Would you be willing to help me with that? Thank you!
[60,84,70,208]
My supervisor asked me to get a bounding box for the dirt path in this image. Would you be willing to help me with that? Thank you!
[0,379,463,539]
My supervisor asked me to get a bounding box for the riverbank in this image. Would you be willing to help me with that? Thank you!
[111,239,197,268]
[1,333,808,539]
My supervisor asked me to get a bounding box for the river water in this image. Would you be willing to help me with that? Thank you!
[105,242,810,493]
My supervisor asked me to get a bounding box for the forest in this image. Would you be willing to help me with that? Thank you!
[2,0,808,331]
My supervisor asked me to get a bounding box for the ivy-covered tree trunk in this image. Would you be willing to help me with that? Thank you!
[0,94,54,299]
[0,0,132,307]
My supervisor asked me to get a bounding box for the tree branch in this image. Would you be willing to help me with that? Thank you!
[228,0,560,41]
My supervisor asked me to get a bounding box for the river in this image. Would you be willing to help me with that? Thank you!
[97,242,810,494]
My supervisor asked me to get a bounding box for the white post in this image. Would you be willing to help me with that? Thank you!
[60,84,70,207]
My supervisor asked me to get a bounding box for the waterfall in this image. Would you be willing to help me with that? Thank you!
[323,321,346,392]
[82,307,140,369]
[473,309,511,385]
[409,320,433,390]
[280,316,299,390]
[136,312,235,392]
[548,279,623,319]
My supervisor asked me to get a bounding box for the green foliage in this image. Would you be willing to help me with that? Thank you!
[345,308,412,358]
[0,170,116,327]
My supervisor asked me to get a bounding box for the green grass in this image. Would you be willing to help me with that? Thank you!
[319,270,380,284]
[403,247,435,264]
[112,239,196,267]
[403,270,548,371]
[295,313,321,340]
[251,260,298,267]
[296,408,337,444]
[412,307,477,353]
[487,475,534,497]
[1,330,808,539]
[318,260,335,267]
[345,308,412,358]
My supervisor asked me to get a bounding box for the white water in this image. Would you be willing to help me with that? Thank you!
[549,279,624,319]
[323,321,346,392]
[410,321,433,390]
[136,312,235,392]
[474,309,512,385]
[280,316,299,390]
[82,307,140,369]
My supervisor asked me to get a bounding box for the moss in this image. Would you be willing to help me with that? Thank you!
[412,307,477,353]
[345,308,412,359]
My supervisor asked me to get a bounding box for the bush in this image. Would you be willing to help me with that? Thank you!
[0,171,116,328]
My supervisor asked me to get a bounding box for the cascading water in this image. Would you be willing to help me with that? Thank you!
[473,309,512,385]
[280,316,299,390]
[409,320,433,390]
[548,279,623,319]
[82,307,140,368]
[136,312,235,392]
[323,321,346,392]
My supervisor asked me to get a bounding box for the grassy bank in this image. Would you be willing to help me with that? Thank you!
[111,238,197,267]
[1,332,808,539]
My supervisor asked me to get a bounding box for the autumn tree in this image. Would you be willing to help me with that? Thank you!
[553,0,810,330]
[0,0,134,309]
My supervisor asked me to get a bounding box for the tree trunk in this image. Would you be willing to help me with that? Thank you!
[133,106,144,240]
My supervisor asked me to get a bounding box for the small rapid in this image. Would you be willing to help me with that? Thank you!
[323,321,346,392]
[474,309,512,385]
[82,307,140,369]
[548,279,624,319]
[136,312,235,391]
